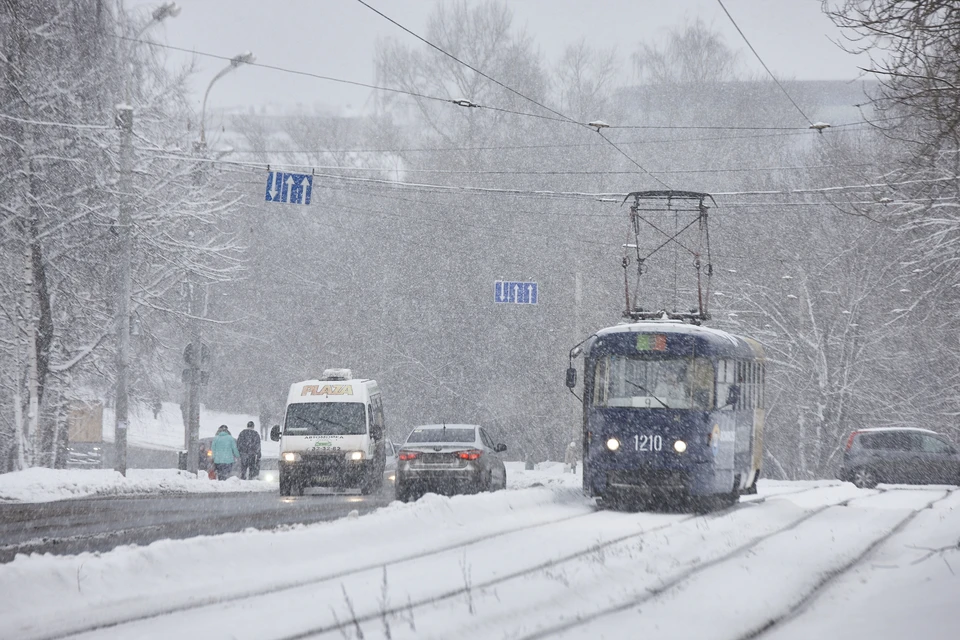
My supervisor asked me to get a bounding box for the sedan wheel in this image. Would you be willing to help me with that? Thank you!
[852,467,878,489]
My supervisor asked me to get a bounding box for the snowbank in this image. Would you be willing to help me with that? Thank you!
[0,467,276,503]
[506,460,582,489]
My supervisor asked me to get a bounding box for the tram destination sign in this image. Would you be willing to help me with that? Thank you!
[636,334,667,351]
[494,280,538,305]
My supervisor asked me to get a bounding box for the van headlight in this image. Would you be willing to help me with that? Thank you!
[282,452,300,463]
[348,451,365,461]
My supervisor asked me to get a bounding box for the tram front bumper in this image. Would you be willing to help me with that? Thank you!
[589,461,716,498]
[607,468,690,493]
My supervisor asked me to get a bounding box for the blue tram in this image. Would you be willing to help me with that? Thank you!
[567,320,765,508]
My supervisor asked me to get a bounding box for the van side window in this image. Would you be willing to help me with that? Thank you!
[367,396,386,438]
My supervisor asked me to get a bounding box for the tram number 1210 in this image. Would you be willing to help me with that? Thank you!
[635,434,663,451]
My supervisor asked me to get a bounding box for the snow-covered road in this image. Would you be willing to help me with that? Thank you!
[2,475,957,640]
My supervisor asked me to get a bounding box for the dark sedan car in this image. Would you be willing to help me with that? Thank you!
[839,427,960,488]
[395,424,507,502]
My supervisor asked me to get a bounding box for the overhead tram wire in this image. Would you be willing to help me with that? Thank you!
[110,34,580,128]
[207,125,876,158]
[182,165,953,221]
[716,0,813,127]
[353,0,672,190]
[111,35,889,140]
[0,112,114,130]
[136,146,872,176]
[157,151,960,205]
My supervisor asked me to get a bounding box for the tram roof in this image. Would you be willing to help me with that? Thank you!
[590,321,764,360]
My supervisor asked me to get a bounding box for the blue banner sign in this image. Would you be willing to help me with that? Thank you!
[495,281,538,305]
[265,171,313,205]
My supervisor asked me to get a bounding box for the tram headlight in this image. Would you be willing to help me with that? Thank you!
[673,439,687,453]
[606,438,621,451]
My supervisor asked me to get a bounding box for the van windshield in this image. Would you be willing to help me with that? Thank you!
[283,402,366,436]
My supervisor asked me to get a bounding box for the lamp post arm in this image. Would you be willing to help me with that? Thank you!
[199,64,235,146]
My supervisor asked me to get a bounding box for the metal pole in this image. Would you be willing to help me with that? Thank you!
[111,4,180,477]
[186,309,201,475]
[114,105,134,476]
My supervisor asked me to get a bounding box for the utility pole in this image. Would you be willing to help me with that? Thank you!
[114,104,134,476]
[112,2,181,476]
[183,289,206,475]
[179,50,253,474]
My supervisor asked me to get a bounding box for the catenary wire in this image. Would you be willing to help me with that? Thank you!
[717,0,813,126]
[149,151,960,202]
[0,112,113,130]
[111,35,889,134]
[353,0,672,189]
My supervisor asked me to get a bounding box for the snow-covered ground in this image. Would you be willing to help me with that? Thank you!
[0,459,573,504]
[99,400,280,458]
[0,467,277,503]
[1,474,956,640]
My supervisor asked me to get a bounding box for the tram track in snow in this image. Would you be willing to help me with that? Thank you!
[31,502,598,640]
[265,484,834,640]
[29,483,835,640]
[736,486,959,640]
[514,487,956,640]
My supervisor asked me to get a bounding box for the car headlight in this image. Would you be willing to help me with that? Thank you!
[264,473,275,482]
[674,439,687,453]
[606,438,620,451]
[348,451,364,461]
[282,452,299,463]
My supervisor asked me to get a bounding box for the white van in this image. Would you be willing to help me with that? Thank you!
[270,369,387,496]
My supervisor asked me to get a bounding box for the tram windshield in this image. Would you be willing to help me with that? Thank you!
[592,356,715,410]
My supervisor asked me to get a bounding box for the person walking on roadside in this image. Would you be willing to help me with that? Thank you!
[211,425,240,481]
[237,421,262,480]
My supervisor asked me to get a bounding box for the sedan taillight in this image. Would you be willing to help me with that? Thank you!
[457,449,482,461]
[398,451,419,461]
[845,431,862,450]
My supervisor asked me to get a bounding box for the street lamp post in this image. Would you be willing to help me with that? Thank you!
[197,51,256,149]
[114,2,179,477]
[182,51,255,475]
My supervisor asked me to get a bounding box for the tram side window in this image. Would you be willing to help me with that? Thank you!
[724,360,764,410]
[717,359,736,411]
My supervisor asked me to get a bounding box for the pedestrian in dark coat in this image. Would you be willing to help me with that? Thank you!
[237,421,262,480]
[211,425,240,481]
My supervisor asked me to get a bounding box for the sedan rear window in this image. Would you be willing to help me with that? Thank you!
[406,428,476,443]
[858,432,917,451]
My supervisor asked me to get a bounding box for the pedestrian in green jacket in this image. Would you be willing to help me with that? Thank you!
[211,425,240,481]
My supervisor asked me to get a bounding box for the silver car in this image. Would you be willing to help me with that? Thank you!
[396,424,507,502]
[840,427,960,488]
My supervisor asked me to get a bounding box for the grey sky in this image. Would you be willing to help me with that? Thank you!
[129,0,867,116]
